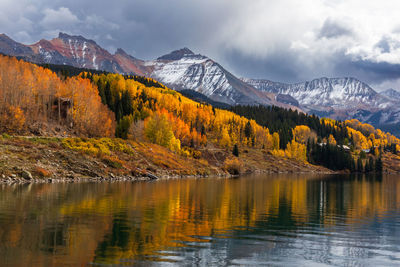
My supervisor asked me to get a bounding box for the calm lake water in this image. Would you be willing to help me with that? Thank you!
[0,174,400,266]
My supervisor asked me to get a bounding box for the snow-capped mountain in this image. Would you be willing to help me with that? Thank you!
[381,88,400,101]
[0,32,150,75]
[29,33,124,73]
[146,48,285,106]
[0,33,290,107]
[1,32,399,134]
[244,77,400,129]
[243,77,393,109]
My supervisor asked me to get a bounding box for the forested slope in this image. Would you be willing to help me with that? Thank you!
[0,55,399,181]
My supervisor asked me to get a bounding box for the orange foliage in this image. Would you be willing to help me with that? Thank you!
[0,55,115,136]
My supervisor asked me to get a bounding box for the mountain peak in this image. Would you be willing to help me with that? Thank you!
[115,48,127,55]
[157,47,195,61]
[115,48,139,60]
[383,88,399,93]
[57,32,97,45]
[0,33,11,39]
[381,88,400,100]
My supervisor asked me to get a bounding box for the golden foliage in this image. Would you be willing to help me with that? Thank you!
[0,55,115,136]
[328,134,337,146]
[224,158,243,175]
[0,106,25,133]
[293,125,316,144]
[61,138,135,156]
[285,140,307,161]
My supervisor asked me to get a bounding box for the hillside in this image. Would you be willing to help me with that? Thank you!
[2,32,400,137]
[0,54,399,183]
[0,33,297,109]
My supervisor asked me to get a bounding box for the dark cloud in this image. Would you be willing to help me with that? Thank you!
[1,0,400,90]
[335,58,400,83]
[318,18,353,39]
[222,48,303,83]
[375,37,391,53]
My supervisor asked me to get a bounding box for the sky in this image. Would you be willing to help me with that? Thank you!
[2,0,400,91]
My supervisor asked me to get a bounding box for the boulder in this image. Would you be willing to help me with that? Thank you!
[22,170,33,180]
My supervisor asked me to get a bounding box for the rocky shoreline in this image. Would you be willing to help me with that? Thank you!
[0,136,338,185]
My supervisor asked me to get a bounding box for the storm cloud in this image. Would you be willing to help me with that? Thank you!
[318,19,353,39]
[1,0,400,90]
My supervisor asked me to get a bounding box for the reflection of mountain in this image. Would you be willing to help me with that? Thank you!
[0,175,398,266]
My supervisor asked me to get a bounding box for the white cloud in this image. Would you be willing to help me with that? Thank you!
[41,7,79,29]
[85,15,120,30]
[214,0,400,63]
[372,78,400,92]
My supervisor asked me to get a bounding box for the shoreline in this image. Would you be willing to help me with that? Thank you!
[0,170,339,185]
[2,135,395,186]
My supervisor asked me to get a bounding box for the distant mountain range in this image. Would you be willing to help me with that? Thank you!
[243,77,400,134]
[1,32,399,135]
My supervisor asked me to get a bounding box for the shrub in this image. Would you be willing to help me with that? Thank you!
[33,166,51,178]
[224,158,243,175]
[271,149,285,157]
[61,138,135,156]
[102,156,124,169]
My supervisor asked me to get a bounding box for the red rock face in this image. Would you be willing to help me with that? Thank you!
[0,32,151,75]
[29,33,123,72]
[113,48,152,76]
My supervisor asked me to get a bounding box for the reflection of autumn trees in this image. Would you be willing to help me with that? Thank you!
[0,176,398,265]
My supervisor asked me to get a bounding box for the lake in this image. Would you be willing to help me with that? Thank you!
[0,174,399,266]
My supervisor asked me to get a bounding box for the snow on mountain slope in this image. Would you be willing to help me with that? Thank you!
[244,77,392,109]
[148,48,284,106]
[0,34,296,108]
[29,33,123,73]
[244,77,400,127]
[3,32,399,131]
[381,88,400,101]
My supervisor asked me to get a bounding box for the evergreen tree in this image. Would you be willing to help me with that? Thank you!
[369,157,375,172]
[350,158,356,172]
[357,158,363,173]
[115,116,132,139]
[121,90,133,116]
[233,144,239,157]
[375,157,383,173]
[104,82,112,110]
[364,159,370,173]
[244,121,253,139]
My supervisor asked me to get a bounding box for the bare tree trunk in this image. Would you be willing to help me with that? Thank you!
[58,97,61,122]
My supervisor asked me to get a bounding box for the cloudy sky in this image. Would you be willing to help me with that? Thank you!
[2,0,400,90]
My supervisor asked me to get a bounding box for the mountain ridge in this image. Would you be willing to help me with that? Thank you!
[1,32,399,135]
[244,77,400,131]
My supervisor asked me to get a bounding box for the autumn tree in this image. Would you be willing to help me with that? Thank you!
[145,112,180,152]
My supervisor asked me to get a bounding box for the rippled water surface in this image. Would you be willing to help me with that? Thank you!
[1,174,400,266]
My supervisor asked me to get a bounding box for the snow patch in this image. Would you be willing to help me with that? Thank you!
[92,54,98,70]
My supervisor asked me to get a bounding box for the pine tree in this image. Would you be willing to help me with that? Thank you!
[357,158,363,173]
[244,121,253,139]
[104,82,113,110]
[350,158,356,172]
[233,144,239,157]
[369,157,375,173]
[375,157,383,173]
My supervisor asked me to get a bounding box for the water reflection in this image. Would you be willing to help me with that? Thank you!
[0,174,399,266]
